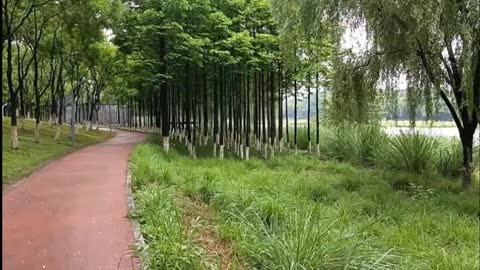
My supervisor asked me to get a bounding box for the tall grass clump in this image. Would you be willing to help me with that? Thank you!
[220,204,399,270]
[376,132,439,174]
[436,138,463,178]
[473,144,480,182]
[134,184,204,270]
[323,122,386,166]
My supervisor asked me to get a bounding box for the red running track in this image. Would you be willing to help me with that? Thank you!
[3,130,145,270]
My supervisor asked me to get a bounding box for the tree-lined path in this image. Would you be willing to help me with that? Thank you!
[2,130,145,270]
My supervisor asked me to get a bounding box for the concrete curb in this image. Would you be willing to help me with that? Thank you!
[126,166,149,269]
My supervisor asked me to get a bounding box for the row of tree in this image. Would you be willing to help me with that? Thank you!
[2,0,118,146]
[108,0,331,159]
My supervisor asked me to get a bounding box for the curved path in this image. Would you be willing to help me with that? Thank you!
[2,130,145,270]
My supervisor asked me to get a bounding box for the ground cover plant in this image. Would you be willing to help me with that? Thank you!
[2,117,112,189]
[130,134,479,270]
[291,124,480,180]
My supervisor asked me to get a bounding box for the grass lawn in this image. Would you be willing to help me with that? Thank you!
[130,134,479,270]
[2,117,113,189]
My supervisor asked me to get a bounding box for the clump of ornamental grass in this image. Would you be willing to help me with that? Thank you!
[323,122,387,166]
[133,184,205,270]
[376,131,439,174]
[436,138,463,178]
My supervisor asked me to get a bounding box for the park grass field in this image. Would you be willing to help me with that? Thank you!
[2,117,113,189]
[130,134,479,270]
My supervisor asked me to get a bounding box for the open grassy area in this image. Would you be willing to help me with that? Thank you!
[130,134,479,270]
[2,117,113,189]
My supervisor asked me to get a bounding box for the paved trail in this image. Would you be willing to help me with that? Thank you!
[2,130,145,270]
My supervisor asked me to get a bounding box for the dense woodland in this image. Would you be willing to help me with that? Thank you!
[2,0,479,187]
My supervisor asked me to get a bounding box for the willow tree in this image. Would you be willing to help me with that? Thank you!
[280,0,479,187]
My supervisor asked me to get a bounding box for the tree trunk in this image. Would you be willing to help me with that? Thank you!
[203,67,209,145]
[278,69,283,152]
[460,126,476,188]
[294,74,297,155]
[70,94,76,145]
[307,74,311,153]
[246,71,250,160]
[270,70,275,159]
[213,68,219,156]
[219,66,225,160]
[159,36,169,151]
[285,76,289,152]
[316,73,320,156]
[261,72,267,157]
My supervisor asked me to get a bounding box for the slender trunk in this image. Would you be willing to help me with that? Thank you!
[117,103,121,126]
[253,71,258,150]
[213,68,219,156]
[246,71,250,160]
[261,72,266,157]
[192,66,197,158]
[316,73,320,156]
[270,70,275,159]
[185,63,192,153]
[203,67,209,144]
[219,66,225,160]
[19,79,26,130]
[307,74,311,153]
[34,95,41,143]
[70,93,76,145]
[278,69,283,151]
[294,74,297,155]
[285,77,289,151]
[158,35,169,149]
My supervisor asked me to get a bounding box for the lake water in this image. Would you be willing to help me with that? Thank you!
[384,127,480,145]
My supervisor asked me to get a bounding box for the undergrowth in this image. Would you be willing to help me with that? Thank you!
[130,134,479,270]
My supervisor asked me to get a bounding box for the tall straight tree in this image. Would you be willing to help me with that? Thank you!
[294,73,297,155]
[315,72,320,156]
[277,68,283,152]
[307,73,311,153]
[269,69,275,158]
